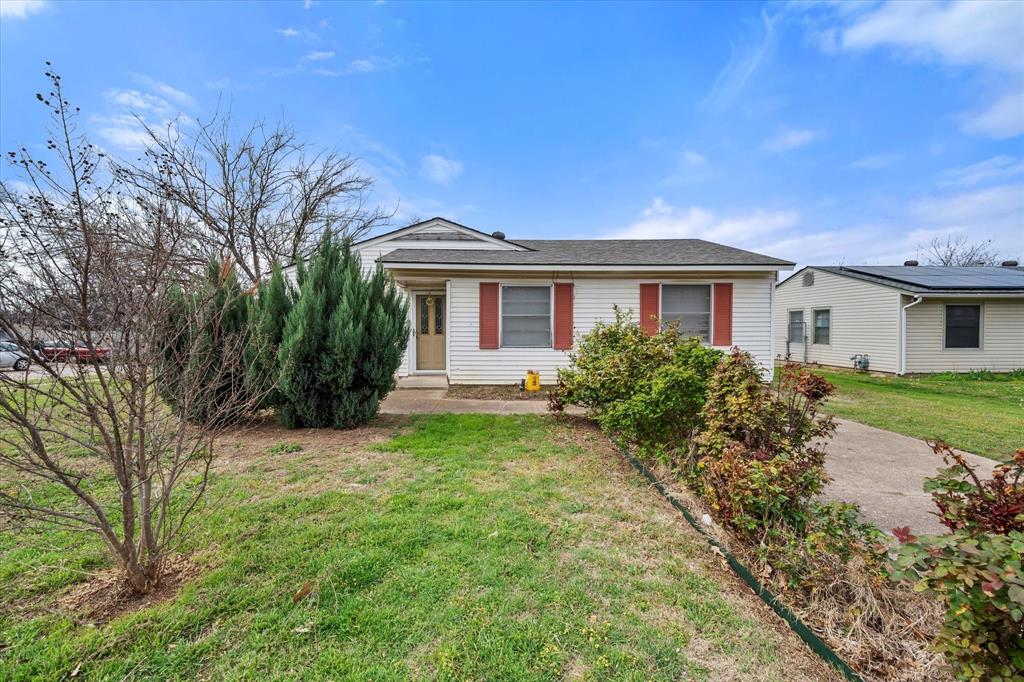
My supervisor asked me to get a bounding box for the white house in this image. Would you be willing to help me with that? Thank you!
[774,264,1024,375]
[333,217,793,385]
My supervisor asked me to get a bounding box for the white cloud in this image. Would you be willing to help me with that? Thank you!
[612,182,1024,276]
[274,27,318,39]
[347,56,403,73]
[840,1,1024,73]
[0,0,46,19]
[313,56,405,77]
[847,153,903,170]
[800,1,1024,139]
[304,50,334,61]
[909,183,1024,237]
[762,128,824,153]
[939,156,1024,187]
[93,81,195,150]
[420,155,463,184]
[703,10,778,112]
[303,0,319,8]
[205,77,249,91]
[609,198,799,246]
[960,90,1024,139]
[681,150,707,168]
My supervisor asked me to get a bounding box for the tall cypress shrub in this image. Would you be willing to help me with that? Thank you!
[246,262,294,410]
[277,231,409,429]
[160,258,252,425]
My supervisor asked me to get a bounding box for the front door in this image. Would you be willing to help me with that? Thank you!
[416,294,445,370]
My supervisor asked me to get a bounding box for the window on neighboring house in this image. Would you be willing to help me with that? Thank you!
[788,310,804,343]
[661,284,711,341]
[501,285,551,347]
[945,304,981,349]
[813,309,830,345]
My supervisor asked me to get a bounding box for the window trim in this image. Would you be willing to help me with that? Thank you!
[499,283,554,348]
[657,282,715,344]
[811,307,831,346]
[787,308,805,344]
[942,303,983,351]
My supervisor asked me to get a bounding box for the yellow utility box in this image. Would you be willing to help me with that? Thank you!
[524,370,541,392]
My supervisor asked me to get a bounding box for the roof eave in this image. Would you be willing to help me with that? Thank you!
[380,261,793,272]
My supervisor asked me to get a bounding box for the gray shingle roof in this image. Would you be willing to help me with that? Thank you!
[380,239,794,267]
[806,265,1024,294]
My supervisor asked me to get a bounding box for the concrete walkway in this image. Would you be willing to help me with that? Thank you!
[823,418,997,535]
[380,389,1000,535]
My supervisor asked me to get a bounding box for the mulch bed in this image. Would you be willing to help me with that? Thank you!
[56,554,202,625]
[445,384,549,401]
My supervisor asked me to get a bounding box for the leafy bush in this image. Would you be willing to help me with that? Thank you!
[550,308,721,460]
[278,231,409,429]
[690,354,835,536]
[889,444,1024,681]
[761,500,886,593]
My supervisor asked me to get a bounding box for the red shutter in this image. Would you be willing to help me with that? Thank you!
[639,283,660,336]
[712,283,733,346]
[553,283,574,350]
[479,282,499,349]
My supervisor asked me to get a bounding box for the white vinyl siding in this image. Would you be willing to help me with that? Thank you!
[445,273,776,384]
[905,298,1024,373]
[774,268,902,373]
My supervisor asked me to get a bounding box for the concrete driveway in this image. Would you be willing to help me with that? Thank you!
[823,418,998,535]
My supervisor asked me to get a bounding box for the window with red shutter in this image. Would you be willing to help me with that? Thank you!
[479,282,499,349]
[639,283,660,336]
[553,283,573,350]
[712,283,733,346]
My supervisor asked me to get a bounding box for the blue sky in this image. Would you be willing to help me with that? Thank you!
[2,0,1022,270]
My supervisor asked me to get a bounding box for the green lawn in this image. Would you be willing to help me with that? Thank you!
[0,414,827,681]
[808,368,1024,460]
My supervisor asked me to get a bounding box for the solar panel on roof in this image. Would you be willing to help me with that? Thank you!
[842,266,1024,290]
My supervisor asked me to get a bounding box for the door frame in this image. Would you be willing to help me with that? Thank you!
[410,288,448,375]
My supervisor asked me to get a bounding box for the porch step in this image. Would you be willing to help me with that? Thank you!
[396,375,450,389]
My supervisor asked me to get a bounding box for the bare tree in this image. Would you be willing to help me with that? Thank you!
[922,235,1002,267]
[132,113,388,283]
[0,68,265,593]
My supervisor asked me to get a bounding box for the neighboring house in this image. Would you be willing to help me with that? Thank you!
[316,217,794,384]
[774,263,1024,375]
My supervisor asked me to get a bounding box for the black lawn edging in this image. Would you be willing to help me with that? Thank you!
[613,441,863,682]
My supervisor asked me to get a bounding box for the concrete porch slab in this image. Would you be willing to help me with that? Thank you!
[396,375,449,389]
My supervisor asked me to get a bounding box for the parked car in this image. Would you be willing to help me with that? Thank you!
[0,341,31,371]
[72,344,112,363]
[32,340,74,363]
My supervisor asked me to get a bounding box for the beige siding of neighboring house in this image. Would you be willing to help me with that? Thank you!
[774,268,902,373]
[444,272,776,385]
[904,297,1024,373]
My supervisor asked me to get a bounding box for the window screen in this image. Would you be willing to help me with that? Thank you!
[661,285,711,341]
[813,309,830,345]
[501,286,551,347]
[788,310,804,343]
[945,305,980,349]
